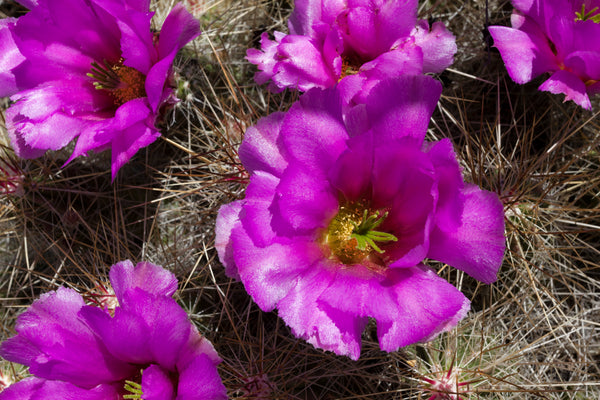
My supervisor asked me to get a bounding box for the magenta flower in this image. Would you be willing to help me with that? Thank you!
[0,260,227,400]
[215,75,506,360]
[488,0,600,109]
[246,0,456,101]
[0,0,200,178]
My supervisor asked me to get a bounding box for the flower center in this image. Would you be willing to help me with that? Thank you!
[340,55,362,80]
[88,59,147,107]
[324,202,398,264]
[575,3,600,22]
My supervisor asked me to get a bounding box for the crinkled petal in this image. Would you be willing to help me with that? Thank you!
[411,20,457,74]
[538,69,592,109]
[6,78,110,158]
[288,0,346,36]
[0,377,120,400]
[428,184,505,284]
[317,263,470,352]
[272,34,338,91]
[232,224,321,311]
[247,31,286,91]
[176,353,228,400]
[142,364,175,400]
[239,111,288,176]
[0,287,135,388]
[110,260,178,300]
[276,262,367,360]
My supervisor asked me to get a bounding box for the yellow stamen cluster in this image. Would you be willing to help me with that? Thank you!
[324,202,397,265]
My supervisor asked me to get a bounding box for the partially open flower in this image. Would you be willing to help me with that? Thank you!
[216,75,506,360]
[0,260,227,400]
[488,0,600,109]
[246,0,456,102]
[0,0,200,178]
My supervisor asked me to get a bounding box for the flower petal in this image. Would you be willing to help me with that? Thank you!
[108,99,161,179]
[411,20,457,74]
[488,23,557,84]
[275,162,338,233]
[176,354,228,400]
[239,111,288,176]
[538,69,592,109]
[0,377,120,400]
[0,18,25,97]
[110,260,178,300]
[82,289,191,369]
[276,262,367,360]
[282,87,348,174]
[146,3,200,111]
[317,263,470,353]
[142,364,175,400]
[232,224,320,311]
[215,200,244,280]
[0,287,135,388]
[272,34,338,91]
[428,184,505,284]
[363,75,442,147]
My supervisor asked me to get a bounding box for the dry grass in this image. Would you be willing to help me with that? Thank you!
[1,0,599,398]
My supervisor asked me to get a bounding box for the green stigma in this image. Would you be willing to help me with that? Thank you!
[350,209,398,254]
[123,379,143,400]
[575,4,600,23]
